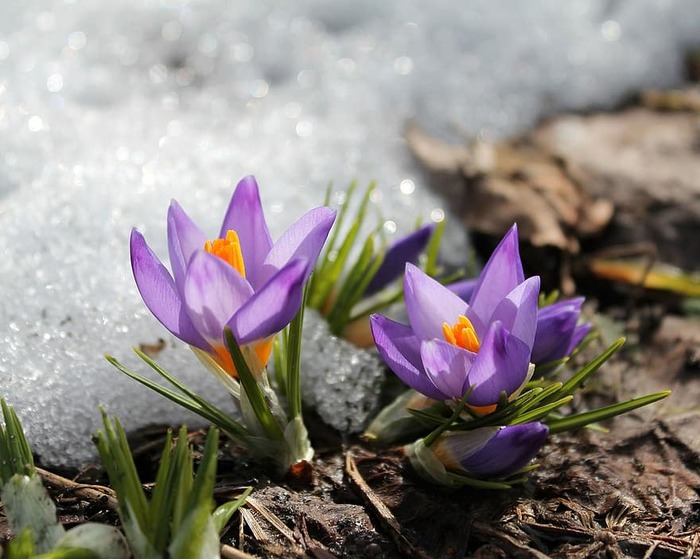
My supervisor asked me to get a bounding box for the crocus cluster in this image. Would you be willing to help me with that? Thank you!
[370,225,589,483]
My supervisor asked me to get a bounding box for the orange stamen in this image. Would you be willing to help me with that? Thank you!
[442,315,480,353]
[205,230,246,277]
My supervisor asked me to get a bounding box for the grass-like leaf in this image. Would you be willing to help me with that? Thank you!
[96,414,247,558]
[4,529,37,559]
[285,287,308,419]
[106,353,249,440]
[212,487,253,534]
[224,329,284,441]
[508,396,574,425]
[538,290,561,307]
[546,391,671,434]
[272,336,287,398]
[326,231,384,332]
[407,407,453,428]
[167,505,219,559]
[444,472,515,490]
[552,337,626,400]
[308,181,373,311]
[94,410,150,553]
[423,218,445,277]
[0,399,35,483]
[310,180,360,300]
[348,285,404,323]
[423,393,471,446]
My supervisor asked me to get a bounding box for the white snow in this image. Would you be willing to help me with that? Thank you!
[1,0,698,466]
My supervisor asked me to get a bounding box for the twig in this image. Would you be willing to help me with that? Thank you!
[642,541,659,559]
[240,508,268,542]
[297,514,340,559]
[245,496,297,546]
[523,520,695,557]
[472,521,551,559]
[220,544,260,559]
[240,500,306,557]
[344,451,432,559]
[683,531,699,559]
[239,508,246,550]
[36,467,119,511]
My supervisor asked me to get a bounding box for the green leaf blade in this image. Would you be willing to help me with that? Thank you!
[546,391,671,435]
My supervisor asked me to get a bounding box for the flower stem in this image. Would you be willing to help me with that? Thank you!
[286,287,308,419]
[224,328,284,441]
[423,396,468,447]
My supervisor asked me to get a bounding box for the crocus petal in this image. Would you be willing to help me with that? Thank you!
[183,250,254,344]
[431,427,498,471]
[365,224,436,296]
[569,322,591,352]
[468,225,525,333]
[370,314,447,401]
[420,339,476,400]
[130,229,210,350]
[261,206,336,284]
[447,278,477,302]
[230,258,309,344]
[451,423,549,478]
[404,264,469,341]
[467,321,532,407]
[488,276,540,348]
[167,200,206,295]
[219,176,274,290]
[532,297,589,364]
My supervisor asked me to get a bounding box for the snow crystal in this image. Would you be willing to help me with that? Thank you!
[1,0,698,466]
[300,310,384,434]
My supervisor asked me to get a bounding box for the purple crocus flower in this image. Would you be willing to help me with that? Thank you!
[370,225,539,408]
[532,297,591,366]
[130,176,336,377]
[451,282,589,368]
[364,223,436,296]
[429,422,549,478]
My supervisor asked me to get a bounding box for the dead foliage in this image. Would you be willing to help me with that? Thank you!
[407,90,700,297]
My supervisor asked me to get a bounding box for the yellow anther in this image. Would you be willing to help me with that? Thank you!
[442,315,480,353]
[205,230,246,277]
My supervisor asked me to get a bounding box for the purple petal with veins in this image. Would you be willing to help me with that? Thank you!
[467,321,532,406]
[404,263,468,341]
[261,206,336,284]
[447,278,477,303]
[365,223,435,296]
[533,297,589,365]
[490,276,540,347]
[420,339,476,400]
[370,314,447,401]
[468,225,524,332]
[231,258,309,344]
[130,229,210,351]
[448,423,549,478]
[183,250,254,345]
[219,176,274,290]
[167,200,206,295]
